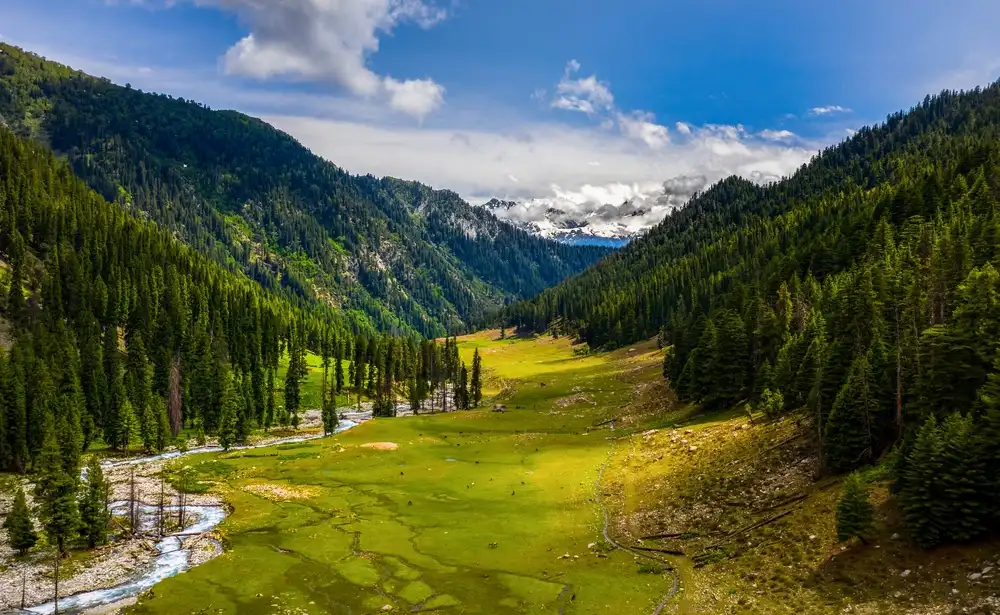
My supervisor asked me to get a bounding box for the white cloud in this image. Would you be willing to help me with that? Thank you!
[266,113,814,238]
[617,111,670,150]
[200,0,449,119]
[809,105,852,116]
[759,129,796,141]
[675,121,692,135]
[551,60,615,115]
[383,76,445,118]
[548,60,671,152]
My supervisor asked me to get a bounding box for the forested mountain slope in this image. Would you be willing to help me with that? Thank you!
[0,123,480,472]
[0,43,608,338]
[509,82,1000,547]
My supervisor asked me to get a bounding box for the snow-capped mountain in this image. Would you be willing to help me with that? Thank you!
[478,175,710,247]
[481,197,647,246]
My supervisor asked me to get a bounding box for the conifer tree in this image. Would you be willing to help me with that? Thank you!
[335,342,345,398]
[456,363,469,410]
[119,399,140,453]
[824,354,875,473]
[34,425,79,556]
[3,339,29,472]
[126,333,151,450]
[78,457,110,548]
[284,333,304,429]
[4,484,37,555]
[471,349,483,408]
[264,368,275,431]
[150,396,171,452]
[900,415,944,548]
[218,372,239,451]
[836,473,874,543]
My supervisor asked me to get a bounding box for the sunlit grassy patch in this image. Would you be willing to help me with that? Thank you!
[130,330,673,614]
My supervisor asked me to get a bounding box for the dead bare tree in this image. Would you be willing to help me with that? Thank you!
[129,467,139,536]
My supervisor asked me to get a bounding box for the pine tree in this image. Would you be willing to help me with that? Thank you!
[264,368,276,431]
[218,373,239,451]
[4,485,38,555]
[34,424,79,555]
[457,363,469,410]
[335,342,345,398]
[836,473,874,543]
[119,399,140,453]
[78,457,110,548]
[284,334,304,429]
[900,415,944,548]
[471,349,483,408]
[126,333,152,450]
[151,396,171,452]
[824,354,876,473]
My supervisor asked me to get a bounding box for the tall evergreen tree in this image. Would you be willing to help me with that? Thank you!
[471,349,483,408]
[4,484,38,555]
[78,457,110,548]
[34,424,79,555]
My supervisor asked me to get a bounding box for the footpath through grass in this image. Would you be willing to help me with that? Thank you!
[130,331,672,614]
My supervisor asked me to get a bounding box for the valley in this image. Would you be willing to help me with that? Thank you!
[4,9,1000,614]
[5,332,998,614]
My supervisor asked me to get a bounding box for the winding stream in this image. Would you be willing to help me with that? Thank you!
[25,420,361,615]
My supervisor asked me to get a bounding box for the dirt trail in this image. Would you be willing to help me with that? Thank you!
[595,441,680,615]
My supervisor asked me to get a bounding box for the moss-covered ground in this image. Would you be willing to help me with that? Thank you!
[130,332,674,614]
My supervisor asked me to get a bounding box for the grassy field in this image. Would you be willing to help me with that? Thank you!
[605,387,1000,615]
[131,331,675,614]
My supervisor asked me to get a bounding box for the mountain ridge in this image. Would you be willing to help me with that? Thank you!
[0,42,610,338]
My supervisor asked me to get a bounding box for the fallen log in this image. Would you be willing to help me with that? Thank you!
[704,510,794,550]
[640,532,686,540]
[631,545,685,556]
[640,531,703,540]
[756,492,809,513]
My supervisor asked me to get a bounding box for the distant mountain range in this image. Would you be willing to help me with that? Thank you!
[480,198,641,246]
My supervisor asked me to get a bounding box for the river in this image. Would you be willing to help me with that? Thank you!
[23,419,361,615]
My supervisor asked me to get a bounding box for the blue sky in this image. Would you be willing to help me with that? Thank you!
[4,0,1000,232]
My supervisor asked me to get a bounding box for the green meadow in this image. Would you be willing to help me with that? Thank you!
[132,332,672,614]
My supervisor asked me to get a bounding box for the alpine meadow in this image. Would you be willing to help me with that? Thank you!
[3,3,1000,615]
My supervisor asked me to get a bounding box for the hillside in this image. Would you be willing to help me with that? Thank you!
[506,82,1000,561]
[0,43,609,338]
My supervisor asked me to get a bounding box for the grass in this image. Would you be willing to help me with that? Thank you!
[130,330,674,614]
[275,349,360,411]
[604,388,1000,615]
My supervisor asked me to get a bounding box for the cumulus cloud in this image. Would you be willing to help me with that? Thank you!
[617,111,670,149]
[202,0,448,119]
[809,105,852,115]
[551,60,615,115]
[759,129,796,141]
[546,60,671,151]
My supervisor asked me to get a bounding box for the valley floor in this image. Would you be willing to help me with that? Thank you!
[127,332,674,614]
[9,331,998,614]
